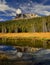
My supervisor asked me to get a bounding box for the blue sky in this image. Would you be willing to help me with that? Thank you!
[0,0,50,21]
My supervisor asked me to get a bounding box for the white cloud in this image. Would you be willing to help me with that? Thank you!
[33,5,50,15]
[42,11,50,15]
[0,0,50,17]
[0,18,4,21]
[19,2,50,16]
[35,10,50,16]
[0,1,16,16]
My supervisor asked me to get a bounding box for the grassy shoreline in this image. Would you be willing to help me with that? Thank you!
[0,33,50,48]
[0,33,50,39]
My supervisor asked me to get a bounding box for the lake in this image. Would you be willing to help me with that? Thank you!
[0,45,50,65]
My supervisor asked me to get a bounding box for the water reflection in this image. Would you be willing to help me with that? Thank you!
[33,49,50,65]
[0,45,50,65]
[0,45,33,61]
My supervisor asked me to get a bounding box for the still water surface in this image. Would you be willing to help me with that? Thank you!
[0,45,50,65]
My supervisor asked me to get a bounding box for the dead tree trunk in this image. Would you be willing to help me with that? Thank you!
[42,19,47,32]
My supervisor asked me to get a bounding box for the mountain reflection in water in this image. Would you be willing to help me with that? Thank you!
[0,45,50,65]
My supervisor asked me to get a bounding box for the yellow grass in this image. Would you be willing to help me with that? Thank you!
[0,33,50,39]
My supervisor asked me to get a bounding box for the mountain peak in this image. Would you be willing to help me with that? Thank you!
[13,13,40,20]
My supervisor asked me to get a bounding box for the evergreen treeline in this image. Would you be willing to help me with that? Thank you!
[0,16,50,33]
